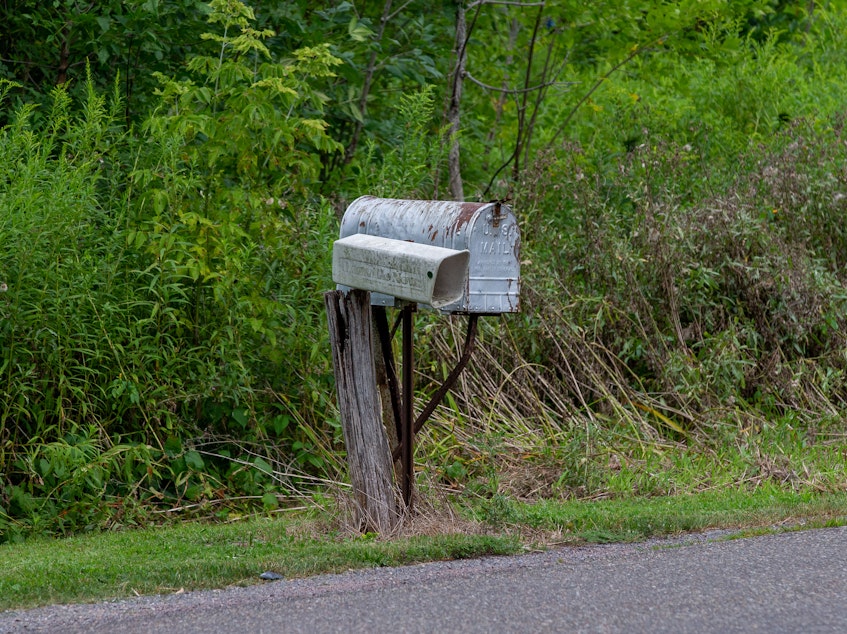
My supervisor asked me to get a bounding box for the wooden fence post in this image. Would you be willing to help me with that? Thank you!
[324,289,399,532]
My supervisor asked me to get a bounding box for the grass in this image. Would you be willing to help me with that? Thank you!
[0,508,519,612]
[3,487,846,612]
[502,487,847,543]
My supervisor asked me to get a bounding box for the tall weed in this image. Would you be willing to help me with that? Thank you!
[352,84,446,200]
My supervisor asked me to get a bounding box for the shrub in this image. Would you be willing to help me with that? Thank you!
[0,1,347,540]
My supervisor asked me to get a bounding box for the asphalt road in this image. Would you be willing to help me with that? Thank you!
[3,526,847,633]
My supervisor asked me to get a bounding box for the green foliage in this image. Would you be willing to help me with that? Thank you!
[0,1,346,541]
[520,129,847,421]
[266,0,451,193]
[124,0,344,435]
[417,3,847,505]
[0,71,125,437]
[555,2,847,167]
[2,426,162,542]
[353,85,446,199]
[0,0,212,121]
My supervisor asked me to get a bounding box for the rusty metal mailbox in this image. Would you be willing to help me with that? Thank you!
[338,196,520,314]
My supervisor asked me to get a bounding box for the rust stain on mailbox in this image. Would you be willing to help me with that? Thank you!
[457,202,485,231]
[339,196,521,314]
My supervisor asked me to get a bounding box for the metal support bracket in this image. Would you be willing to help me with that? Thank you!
[379,312,479,509]
[401,304,415,508]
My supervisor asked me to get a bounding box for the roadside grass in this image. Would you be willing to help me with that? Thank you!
[3,487,847,612]
[487,487,847,544]
[0,509,519,612]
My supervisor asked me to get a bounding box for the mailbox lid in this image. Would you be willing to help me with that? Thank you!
[340,196,520,313]
[332,234,469,309]
[342,196,483,251]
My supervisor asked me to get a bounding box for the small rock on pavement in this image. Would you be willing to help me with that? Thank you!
[259,571,284,581]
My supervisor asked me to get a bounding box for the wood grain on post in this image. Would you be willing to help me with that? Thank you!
[324,289,399,532]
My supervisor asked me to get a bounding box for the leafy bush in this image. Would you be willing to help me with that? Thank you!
[0,1,346,541]
[520,128,847,413]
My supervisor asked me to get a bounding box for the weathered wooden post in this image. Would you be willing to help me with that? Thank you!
[324,289,399,532]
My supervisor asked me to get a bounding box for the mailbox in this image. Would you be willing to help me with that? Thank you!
[337,196,520,314]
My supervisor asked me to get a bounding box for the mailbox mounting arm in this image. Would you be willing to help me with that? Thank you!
[374,306,403,444]
[390,314,479,463]
[414,315,479,437]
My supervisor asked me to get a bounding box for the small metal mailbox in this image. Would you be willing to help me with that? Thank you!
[338,196,520,314]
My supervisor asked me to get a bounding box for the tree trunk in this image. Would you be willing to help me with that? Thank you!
[57,22,71,86]
[447,3,467,201]
[343,0,394,165]
[325,290,399,532]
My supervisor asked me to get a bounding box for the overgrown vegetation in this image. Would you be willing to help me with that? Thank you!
[3,0,847,544]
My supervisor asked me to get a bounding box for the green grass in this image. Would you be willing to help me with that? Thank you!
[0,510,519,611]
[3,488,847,612]
[505,487,847,543]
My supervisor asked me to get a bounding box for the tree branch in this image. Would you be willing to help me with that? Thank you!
[468,0,545,7]
[463,69,574,94]
[386,0,415,23]
[511,5,545,183]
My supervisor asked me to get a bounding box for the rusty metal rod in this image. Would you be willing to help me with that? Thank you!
[390,310,403,339]
[414,315,479,436]
[373,306,403,445]
[401,304,415,509]
[392,314,479,463]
